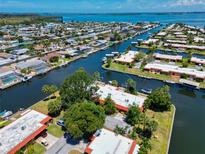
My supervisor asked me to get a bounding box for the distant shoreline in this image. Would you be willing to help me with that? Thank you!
[1,12,205,16]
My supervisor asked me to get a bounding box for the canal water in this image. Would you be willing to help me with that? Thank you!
[1,13,205,154]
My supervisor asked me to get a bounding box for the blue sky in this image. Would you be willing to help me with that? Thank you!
[1,0,205,13]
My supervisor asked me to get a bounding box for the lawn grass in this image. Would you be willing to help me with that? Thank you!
[136,45,205,56]
[104,62,205,89]
[0,120,11,128]
[31,99,49,114]
[147,105,175,154]
[104,62,175,82]
[31,92,60,114]
[69,150,82,154]
[31,93,64,138]
[47,123,64,138]
[200,82,205,89]
[25,142,46,154]
[47,111,65,138]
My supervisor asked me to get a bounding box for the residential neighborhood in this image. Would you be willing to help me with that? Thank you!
[0,21,159,89]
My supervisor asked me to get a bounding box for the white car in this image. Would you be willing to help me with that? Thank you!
[41,139,49,146]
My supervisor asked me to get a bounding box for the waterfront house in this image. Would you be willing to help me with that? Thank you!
[0,58,13,66]
[77,45,92,53]
[59,48,79,58]
[42,52,61,63]
[153,53,183,62]
[164,43,205,51]
[165,39,187,44]
[142,38,159,45]
[96,84,146,112]
[194,37,205,43]
[16,58,50,76]
[0,66,22,89]
[12,48,29,56]
[114,50,137,65]
[0,52,14,66]
[191,57,205,65]
[0,52,13,59]
[85,128,140,154]
[92,40,107,48]
[157,32,167,37]
[144,62,205,81]
[0,109,51,154]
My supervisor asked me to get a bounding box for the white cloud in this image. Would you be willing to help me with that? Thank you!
[0,0,37,8]
[172,0,205,6]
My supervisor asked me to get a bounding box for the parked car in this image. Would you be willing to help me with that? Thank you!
[41,139,48,146]
[57,119,65,127]
[41,132,47,138]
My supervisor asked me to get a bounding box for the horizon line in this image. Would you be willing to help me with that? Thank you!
[1,11,205,15]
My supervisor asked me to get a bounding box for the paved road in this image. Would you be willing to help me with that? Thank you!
[104,114,131,131]
[46,133,87,154]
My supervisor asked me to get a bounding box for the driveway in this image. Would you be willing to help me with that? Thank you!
[36,133,59,150]
[104,113,132,132]
[46,133,87,154]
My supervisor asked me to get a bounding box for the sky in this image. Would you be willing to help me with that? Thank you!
[1,0,205,13]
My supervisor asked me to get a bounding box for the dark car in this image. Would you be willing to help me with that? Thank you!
[57,120,65,127]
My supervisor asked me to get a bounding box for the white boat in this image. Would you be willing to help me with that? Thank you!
[164,80,176,84]
[111,52,119,56]
[1,111,13,119]
[140,88,152,94]
[102,57,107,63]
[22,76,32,82]
[131,42,138,45]
[105,54,114,58]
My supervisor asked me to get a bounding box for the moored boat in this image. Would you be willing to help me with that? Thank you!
[0,110,13,119]
[140,88,152,94]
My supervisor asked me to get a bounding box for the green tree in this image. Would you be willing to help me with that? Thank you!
[106,58,112,68]
[42,84,58,96]
[18,36,24,43]
[103,96,117,115]
[48,98,61,116]
[20,68,31,74]
[139,137,152,154]
[26,143,34,154]
[126,78,137,94]
[146,120,158,133]
[114,125,129,135]
[144,86,172,111]
[135,52,145,62]
[126,106,142,126]
[93,71,101,81]
[64,101,105,139]
[113,32,122,41]
[182,58,189,68]
[49,56,59,63]
[60,68,97,108]
[111,80,118,87]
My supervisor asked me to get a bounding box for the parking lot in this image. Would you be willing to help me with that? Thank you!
[46,133,87,154]
[36,133,59,150]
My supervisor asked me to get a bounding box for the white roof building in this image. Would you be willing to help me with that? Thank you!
[164,43,205,50]
[0,110,51,154]
[191,57,205,65]
[85,128,140,154]
[166,39,187,44]
[194,37,205,43]
[144,62,205,79]
[153,53,183,61]
[143,38,159,45]
[96,84,146,111]
[157,32,167,36]
[114,50,137,64]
